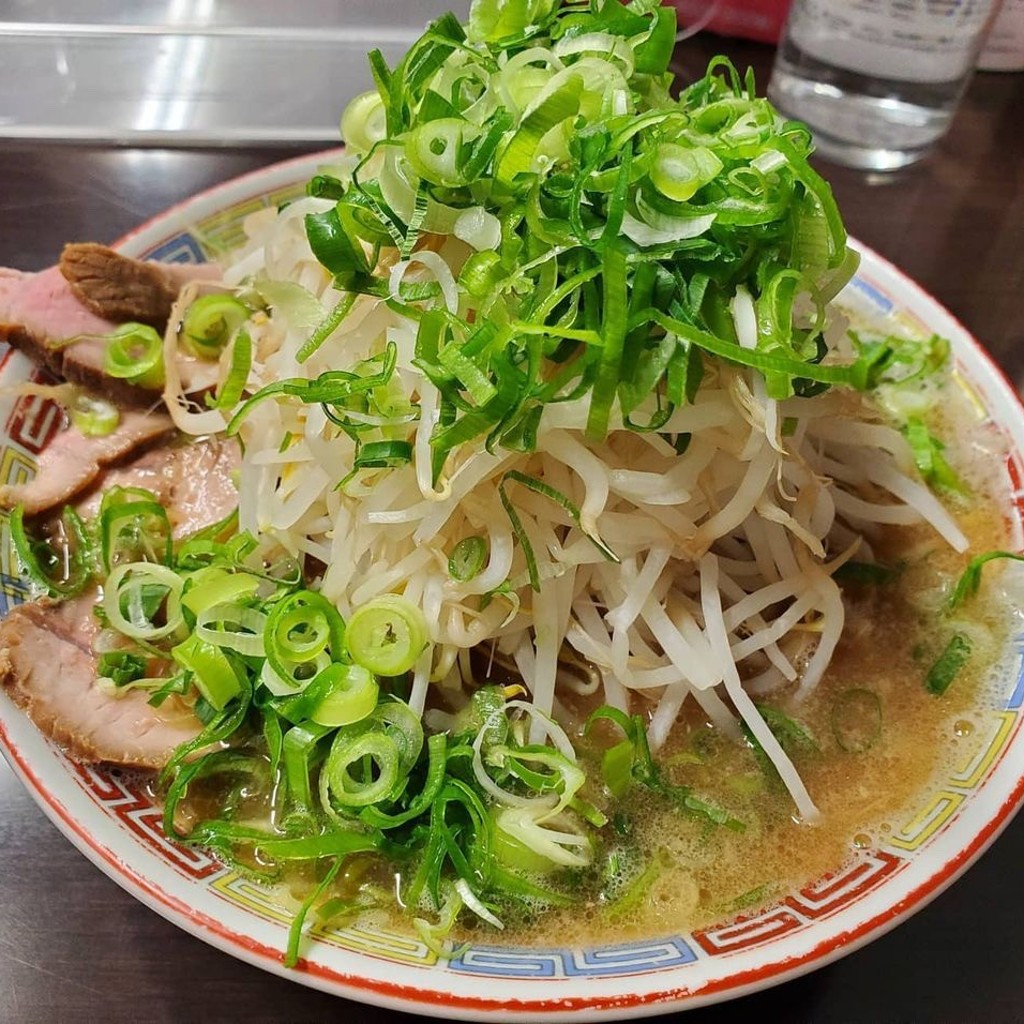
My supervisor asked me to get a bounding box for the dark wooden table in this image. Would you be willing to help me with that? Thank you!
[1,37,1023,1024]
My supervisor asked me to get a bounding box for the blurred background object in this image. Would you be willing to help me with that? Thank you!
[768,0,1005,171]
[673,0,790,43]
[0,0,1017,149]
[0,0,471,143]
[979,0,1024,70]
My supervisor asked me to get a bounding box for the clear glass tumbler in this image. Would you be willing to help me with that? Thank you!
[768,0,1004,171]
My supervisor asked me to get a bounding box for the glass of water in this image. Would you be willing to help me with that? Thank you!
[768,0,1004,171]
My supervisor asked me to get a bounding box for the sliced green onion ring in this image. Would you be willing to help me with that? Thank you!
[448,536,488,582]
[364,700,424,773]
[321,729,401,808]
[182,294,250,360]
[346,594,428,676]
[103,322,165,389]
[264,590,347,685]
[181,569,261,617]
[194,602,268,658]
[172,633,243,710]
[99,488,172,570]
[260,650,333,697]
[70,392,120,437]
[103,562,185,641]
[309,663,379,727]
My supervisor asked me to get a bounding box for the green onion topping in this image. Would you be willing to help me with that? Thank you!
[182,294,250,360]
[346,594,429,676]
[103,323,165,389]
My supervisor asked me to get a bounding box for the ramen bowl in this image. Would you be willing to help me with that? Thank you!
[1,151,1022,1019]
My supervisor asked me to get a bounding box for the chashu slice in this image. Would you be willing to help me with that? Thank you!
[0,595,201,769]
[59,243,222,328]
[0,436,240,768]
[0,257,220,405]
[0,407,176,518]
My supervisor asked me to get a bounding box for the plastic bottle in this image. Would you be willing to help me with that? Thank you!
[768,0,1004,170]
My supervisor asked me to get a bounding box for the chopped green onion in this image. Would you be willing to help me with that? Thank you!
[361,732,447,829]
[182,294,250,360]
[492,810,559,875]
[181,569,260,617]
[194,602,268,658]
[321,729,401,808]
[70,392,119,437]
[282,720,333,823]
[346,595,428,676]
[851,330,949,387]
[366,700,425,773]
[498,471,617,594]
[641,310,874,392]
[97,650,148,687]
[305,207,369,280]
[103,561,184,642]
[308,663,379,727]
[448,536,488,582]
[212,328,252,410]
[744,704,818,777]
[297,293,357,364]
[353,440,413,470]
[341,89,387,154]
[264,590,346,687]
[9,503,94,598]
[606,849,665,921]
[99,486,172,570]
[160,681,252,787]
[469,0,553,43]
[601,739,634,799]
[834,561,901,586]
[926,633,972,696]
[284,856,345,968]
[651,143,722,202]
[831,689,882,753]
[947,551,1024,610]
[586,243,629,441]
[103,322,165,389]
[904,418,968,495]
[187,820,382,862]
[172,633,243,710]
[586,707,742,830]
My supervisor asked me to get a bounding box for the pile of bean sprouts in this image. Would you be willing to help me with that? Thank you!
[163,195,966,824]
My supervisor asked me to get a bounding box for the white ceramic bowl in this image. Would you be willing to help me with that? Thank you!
[1,152,1022,1019]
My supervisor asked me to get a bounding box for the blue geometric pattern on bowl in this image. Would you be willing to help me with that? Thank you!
[449,937,698,978]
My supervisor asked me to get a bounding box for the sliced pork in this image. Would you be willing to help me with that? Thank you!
[0,259,220,405]
[0,436,240,767]
[77,434,240,534]
[0,407,175,517]
[60,243,221,327]
[0,595,201,769]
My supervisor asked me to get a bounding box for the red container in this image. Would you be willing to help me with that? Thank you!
[673,0,793,44]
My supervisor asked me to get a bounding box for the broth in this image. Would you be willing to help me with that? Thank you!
[168,383,1018,951]
[501,507,1012,946]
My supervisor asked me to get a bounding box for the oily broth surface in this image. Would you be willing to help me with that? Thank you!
[494,492,1016,948]
[149,369,1018,950]
[486,511,1013,947]
[141,487,1014,951]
